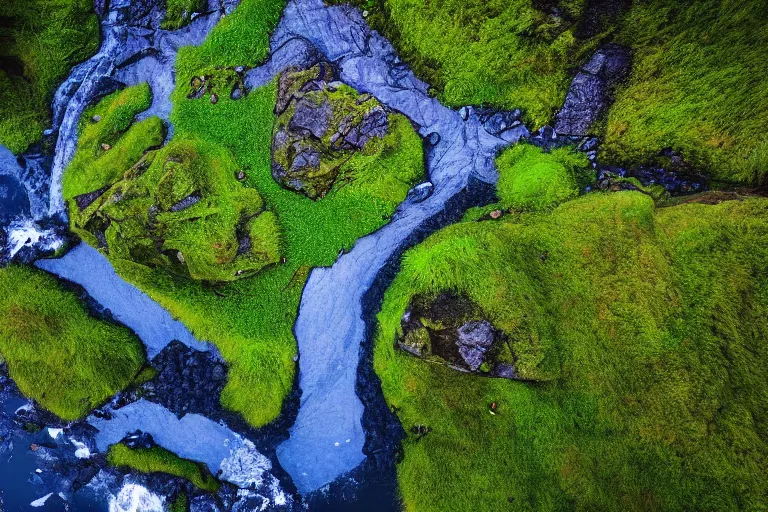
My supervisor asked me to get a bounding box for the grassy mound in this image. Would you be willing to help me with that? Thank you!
[62,83,161,200]
[603,0,768,184]
[107,443,220,492]
[0,0,98,153]
[0,266,145,421]
[375,191,768,510]
[496,144,591,211]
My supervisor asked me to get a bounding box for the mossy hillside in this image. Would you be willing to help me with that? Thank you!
[65,82,282,282]
[496,144,592,211]
[162,0,205,30]
[375,193,768,511]
[330,0,602,128]
[603,0,768,184]
[107,443,220,492]
[0,0,99,153]
[62,84,161,200]
[0,266,145,421]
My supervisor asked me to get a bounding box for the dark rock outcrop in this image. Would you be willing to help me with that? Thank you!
[271,63,391,199]
[398,292,518,378]
[141,341,228,418]
[555,44,632,136]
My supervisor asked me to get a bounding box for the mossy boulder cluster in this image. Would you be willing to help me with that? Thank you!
[66,85,281,282]
[271,63,391,199]
[398,292,523,380]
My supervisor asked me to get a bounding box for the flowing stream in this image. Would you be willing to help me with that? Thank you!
[2,0,531,507]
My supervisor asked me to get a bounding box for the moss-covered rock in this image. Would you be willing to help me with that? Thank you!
[398,292,524,380]
[270,63,393,199]
[66,85,281,282]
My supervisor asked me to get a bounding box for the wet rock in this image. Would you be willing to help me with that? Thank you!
[427,132,440,146]
[210,93,219,104]
[142,341,227,418]
[398,292,515,378]
[230,86,243,100]
[456,320,497,371]
[169,193,201,212]
[406,182,434,203]
[122,430,156,450]
[91,115,102,123]
[289,97,333,138]
[73,185,110,210]
[555,44,632,136]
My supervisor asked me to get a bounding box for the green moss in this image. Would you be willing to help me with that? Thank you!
[496,144,591,211]
[170,492,188,512]
[0,266,145,421]
[62,84,161,200]
[602,0,768,184]
[329,0,602,127]
[375,192,768,510]
[107,444,220,492]
[161,0,205,30]
[0,0,99,153]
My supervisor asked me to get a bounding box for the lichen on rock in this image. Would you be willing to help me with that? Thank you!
[270,62,393,199]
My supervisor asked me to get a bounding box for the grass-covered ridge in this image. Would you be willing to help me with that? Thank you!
[107,443,220,492]
[603,0,768,184]
[375,191,768,510]
[0,0,98,153]
[0,266,145,421]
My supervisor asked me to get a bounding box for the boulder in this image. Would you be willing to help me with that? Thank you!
[271,63,392,199]
[555,44,632,136]
[397,292,519,379]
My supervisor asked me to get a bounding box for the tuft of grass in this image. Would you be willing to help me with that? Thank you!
[375,192,768,511]
[107,443,220,492]
[496,144,591,211]
[161,0,205,30]
[0,0,99,153]
[170,491,188,512]
[603,0,768,184]
[0,266,145,421]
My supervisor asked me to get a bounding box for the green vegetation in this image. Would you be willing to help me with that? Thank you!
[162,0,204,30]
[496,144,591,211]
[170,492,188,512]
[109,78,423,425]
[0,0,98,153]
[604,0,768,184]
[0,266,145,421]
[107,444,220,492]
[375,189,768,510]
[330,0,602,127]
[62,84,161,200]
[333,0,768,183]
[61,0,424,426]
